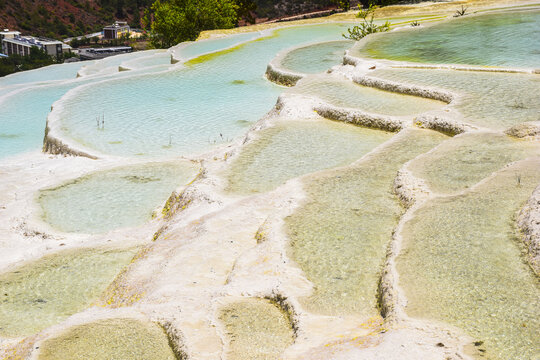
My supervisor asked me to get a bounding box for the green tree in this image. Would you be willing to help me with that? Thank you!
[150,0,238,48]
[334,0,350,11]
[236,0,256,24]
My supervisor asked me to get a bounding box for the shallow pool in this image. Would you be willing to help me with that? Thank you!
[280,40,353,74]
[0,62,85,90]
[370,68,540,130]
[408,132,540,194]
[38,318,176,360]
[398,157,540,360]
[354,10,540,68]
[39,161,199,233]
[290,74,446,116]
[286,129,447,316]
[225,119,393,194]
[53,24,351,157]
[0,247,137,337]
[219,298,294,360]
[173,32,260,61]
[0,83,79,158]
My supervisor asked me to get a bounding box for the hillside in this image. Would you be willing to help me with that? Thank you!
[0,0,344,40]
[0,0,150,39]
[0,0,411,41]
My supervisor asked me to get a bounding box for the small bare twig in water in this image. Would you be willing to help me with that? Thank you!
[454,5,468,17]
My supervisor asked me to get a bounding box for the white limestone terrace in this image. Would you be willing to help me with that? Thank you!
[265,40,345,86]
[2,72,479,359]
[2,3,540,360]
[168,30,263,64]
[10,100,468,360]
[517,184,540,275]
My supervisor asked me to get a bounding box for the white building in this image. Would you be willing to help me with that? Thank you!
[1,32,63,57]
[0,29,21,54]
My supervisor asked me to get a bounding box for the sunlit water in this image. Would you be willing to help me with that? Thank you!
[53,24,351,157]
[0,83,78,158]
[173,32,260,61]
[398,158,540,360]
[370,68,540,130]
[354,10,540,68]
[38,318,176,360]
[219,298,294,360]
[225,119,393,194]
[120,50,172,70]
[280,40,353,74]
[0,62,84,90]
[286,129,447,316]
[289,74,446,115]
[408,132,540,194]
[0,62,173,159]
[0,247,137,337]
[38,161,199,233]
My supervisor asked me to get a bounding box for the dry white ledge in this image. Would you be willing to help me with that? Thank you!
[517,184,540,275]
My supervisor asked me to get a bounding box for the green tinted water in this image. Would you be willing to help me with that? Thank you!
[398,158,540,360]
[39,161,198,234]
[219,298,294,360]
[0,247,137,337]
[355,10,540,68]
[280,40,353,74]
[38,318,176,360]
[370,68,540,130]
[409,132,540,194]
[286,129,447,316]
[225,120,392,194]
[290,74,446,116]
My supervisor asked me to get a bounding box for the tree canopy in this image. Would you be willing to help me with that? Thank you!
[150,0,239,48]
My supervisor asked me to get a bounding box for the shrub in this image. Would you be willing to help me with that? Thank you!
[344,4,390,41]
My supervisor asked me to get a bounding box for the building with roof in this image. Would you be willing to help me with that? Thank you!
[0,29,21,54]
[1,32,63,57]
[103,21,130,40]
[78,46,132,60]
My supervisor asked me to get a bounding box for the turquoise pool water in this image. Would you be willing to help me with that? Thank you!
[355,10,540,68]
[0,83,79,158]
[39,161,199,233]
[120,50,172,70]
[0,62,85,90]
[280,40,353,74]
[0,65,173,160]
[55,24,351,157]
